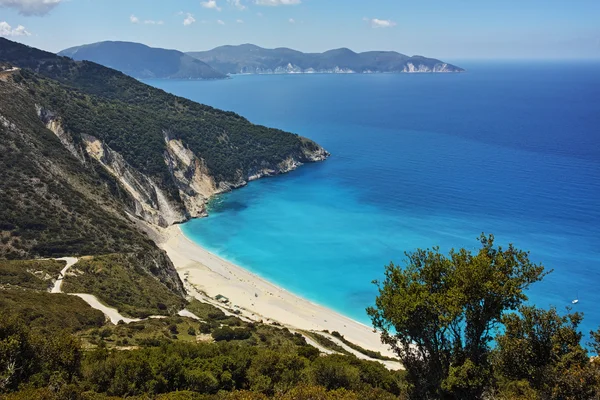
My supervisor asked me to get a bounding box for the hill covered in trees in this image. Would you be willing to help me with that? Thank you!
[0,258,407,399]
[59,41,227,80]
[0,37,329,386]
[0,37,328,233]
[3,237,600,399]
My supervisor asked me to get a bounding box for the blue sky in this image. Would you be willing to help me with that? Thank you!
[1,0,599,59]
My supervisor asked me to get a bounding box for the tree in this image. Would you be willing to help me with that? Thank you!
[0,315,36,392]
[367,234,546,400]
[494,306,596,399]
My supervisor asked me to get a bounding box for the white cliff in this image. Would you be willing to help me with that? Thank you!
[38,108,329,228]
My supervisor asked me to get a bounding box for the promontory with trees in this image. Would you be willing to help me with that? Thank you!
[1,37,599,399]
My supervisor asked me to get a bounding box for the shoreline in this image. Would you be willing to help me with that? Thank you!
[156,224,399,362]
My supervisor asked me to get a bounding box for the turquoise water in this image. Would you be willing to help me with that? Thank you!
[146,61,600,332]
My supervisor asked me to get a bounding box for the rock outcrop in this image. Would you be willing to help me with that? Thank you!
[38,107,329,228]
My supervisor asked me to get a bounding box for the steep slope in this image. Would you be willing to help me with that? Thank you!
[0,37,327,311]
[59,41,227,80]
[1,38,328,229]
[188,43,464,74]
[0,69,185,298]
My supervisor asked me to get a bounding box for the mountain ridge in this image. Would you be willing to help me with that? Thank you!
[59,40,227,80]
[188,43,464,74]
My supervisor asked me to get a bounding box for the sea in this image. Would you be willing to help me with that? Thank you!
[146,60,600,335]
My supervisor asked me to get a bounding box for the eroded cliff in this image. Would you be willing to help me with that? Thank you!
[36,105,329,228]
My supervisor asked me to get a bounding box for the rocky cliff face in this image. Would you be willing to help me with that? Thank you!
[1,76,187,297]
[402,62,457,73]
[82,133,189,227]
[38,107,329,228]
[240,64,358,74]
[239,63,458,74]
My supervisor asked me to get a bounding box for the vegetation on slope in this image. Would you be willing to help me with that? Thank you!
[1,38,326,187]
[0,77,157,259]
[329,331,398,362]
[0,305,407,399]
[0,290,105,334]
[62,254,187,318]
[3,236,600,399]
[0,259,64,291]
[301,331,352,356]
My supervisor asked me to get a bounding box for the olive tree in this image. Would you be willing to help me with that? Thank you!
[494,306,596,400]
[367,234,546,400]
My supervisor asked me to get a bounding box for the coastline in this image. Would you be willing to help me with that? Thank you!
[156,224,399,362]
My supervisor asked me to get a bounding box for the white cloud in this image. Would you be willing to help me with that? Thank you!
[131,15,163,26]
[364,17,396,28]
[201,0,221,11]
[288,18,295,24]
[217,19,225,25]
[236,19,244,23]
[182,13,196,26]
[228,0,246,10]
[256,12,263,17]
[0,0,61,16]
[0,21,31,36]
[255,0,300,5]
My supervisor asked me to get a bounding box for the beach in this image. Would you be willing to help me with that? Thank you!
[157,224,398,362]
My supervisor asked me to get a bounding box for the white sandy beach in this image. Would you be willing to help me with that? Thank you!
[157,224,400,364]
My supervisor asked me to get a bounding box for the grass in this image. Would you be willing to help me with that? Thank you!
[62,254,186,318]
[77,316,203,349]
[187,300,309,350]
[186,299,226,320]
[0,259,64,291]
[0,289,105,333]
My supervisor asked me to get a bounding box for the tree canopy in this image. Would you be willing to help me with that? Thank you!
[367,234,548,399]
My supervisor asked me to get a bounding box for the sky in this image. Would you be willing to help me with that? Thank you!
[1,0,599,59]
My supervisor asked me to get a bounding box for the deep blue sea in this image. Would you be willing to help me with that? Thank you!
[146,61,600,334]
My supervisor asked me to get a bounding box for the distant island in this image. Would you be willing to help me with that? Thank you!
[58,41,464,79]
[59,41,227,80]
[188,44,465,75]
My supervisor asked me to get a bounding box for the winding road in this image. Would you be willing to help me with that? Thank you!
[50,257,190,324]
[50,257,79,293]
[47,257,399,368]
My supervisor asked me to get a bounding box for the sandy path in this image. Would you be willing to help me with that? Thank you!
[50,257,79,293]
[178,309,202,320]
[49,257,169,325]
[71,293,141,324]
[295,332,337,355]
[45,233,399,368]
[319,331,402,370]
[158,225,398,363]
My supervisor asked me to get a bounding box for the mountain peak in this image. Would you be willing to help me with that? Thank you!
[58,41,226,80]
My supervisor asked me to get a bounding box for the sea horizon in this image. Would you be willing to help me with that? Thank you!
[147,60,600,333]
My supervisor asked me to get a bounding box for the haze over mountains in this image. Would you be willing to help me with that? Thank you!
[59,41,227,80]
[58,41,464,79]
[188,44,465,74]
